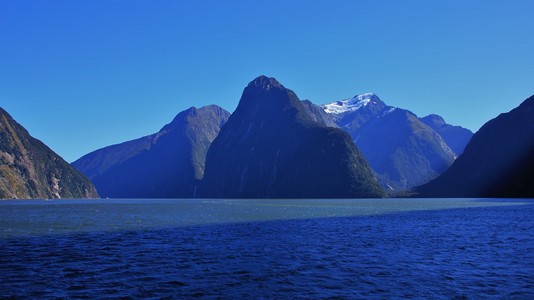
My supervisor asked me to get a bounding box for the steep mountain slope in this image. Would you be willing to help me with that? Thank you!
[0,108,99,199]
[73,105,230,198]
[354,108,456,190]
[201,76,385,198]
[71,134,155,180]
[320,94,468,190]
[300,100,337,127]
[416,95,534,198]
[420,114,473,156]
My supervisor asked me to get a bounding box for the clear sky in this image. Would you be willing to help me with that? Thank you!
[1,0,533,162]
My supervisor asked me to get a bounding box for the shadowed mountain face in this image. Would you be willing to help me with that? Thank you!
[416,95,534,198]
[300,100,338,128]
[73,105,230,198]
[315,94,471,191]
[201,76,385,198]
[0,108,98,199]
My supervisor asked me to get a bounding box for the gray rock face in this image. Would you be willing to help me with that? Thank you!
[0,107,99,199]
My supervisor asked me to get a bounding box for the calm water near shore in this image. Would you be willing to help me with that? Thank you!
[1,198,533,298]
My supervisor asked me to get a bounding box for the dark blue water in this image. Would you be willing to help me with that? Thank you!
[1,199,533,298]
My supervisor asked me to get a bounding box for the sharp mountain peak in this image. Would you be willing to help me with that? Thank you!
[249,75,285,91]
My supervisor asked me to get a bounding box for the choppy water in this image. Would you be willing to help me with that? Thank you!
[1,198,533,298]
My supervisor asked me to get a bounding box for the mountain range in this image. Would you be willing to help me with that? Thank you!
[1,76,531,199]
[415,95,534,198]
[0,108,98,199]
[71,76,479,198]
[307,93,473,190]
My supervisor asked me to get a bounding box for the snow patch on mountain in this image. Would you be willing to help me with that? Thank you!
[380,107,396,117]
[322,93,378,114]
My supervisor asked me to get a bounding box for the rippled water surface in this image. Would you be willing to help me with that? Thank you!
[1,198,533,298]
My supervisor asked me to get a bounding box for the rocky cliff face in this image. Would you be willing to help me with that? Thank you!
[201,76,385,198]
[0,108,99,199]
[416,95,534,198]
[73,105,230,198]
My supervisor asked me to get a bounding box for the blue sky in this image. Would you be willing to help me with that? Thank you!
[1,0,533,162]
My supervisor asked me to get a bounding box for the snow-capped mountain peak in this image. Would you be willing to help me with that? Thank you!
[322,93,380,114]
